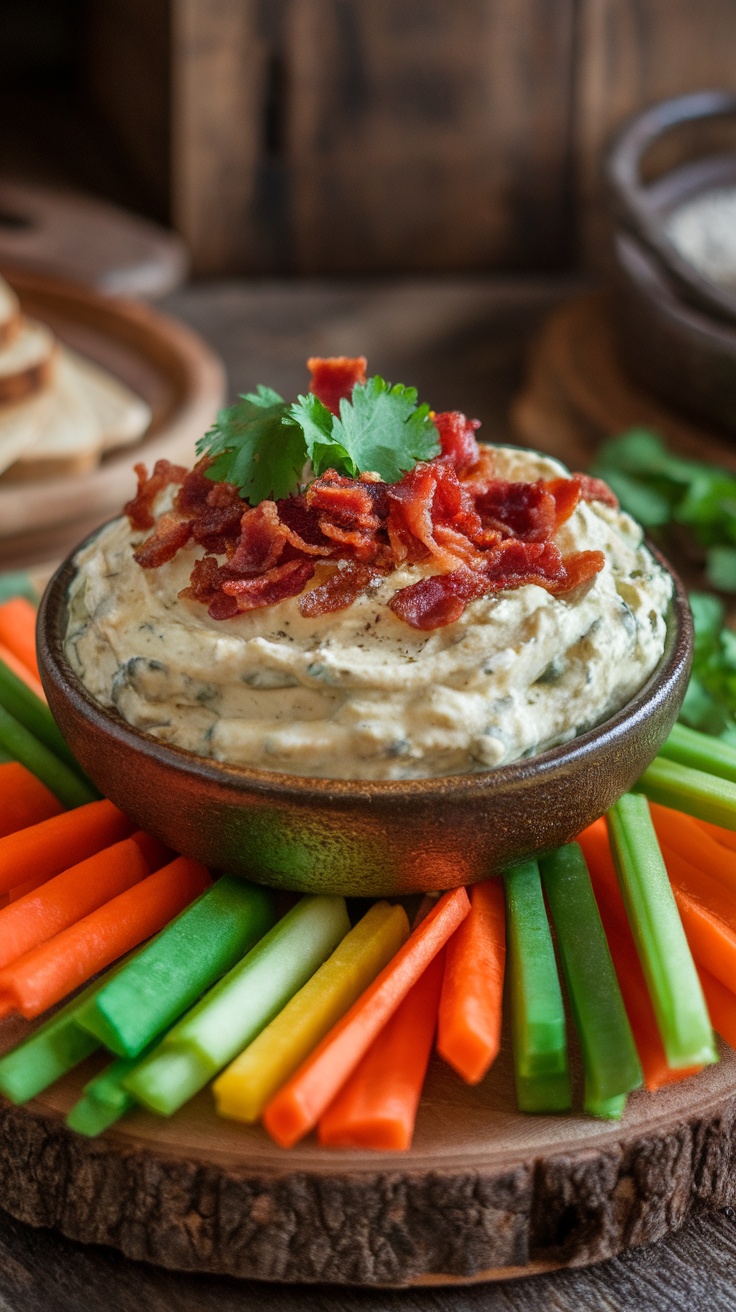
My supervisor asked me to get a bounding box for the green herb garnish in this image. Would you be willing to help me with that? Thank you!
[197,375,440,506]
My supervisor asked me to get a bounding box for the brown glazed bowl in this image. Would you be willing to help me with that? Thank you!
[38,537,693,897]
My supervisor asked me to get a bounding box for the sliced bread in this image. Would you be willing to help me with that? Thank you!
[0,277,20,347]
[0,317,57,402]
[61,347,151,450]
[0,358,102,480]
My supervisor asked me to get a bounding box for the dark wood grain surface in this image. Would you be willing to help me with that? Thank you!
[4,274,733,1307]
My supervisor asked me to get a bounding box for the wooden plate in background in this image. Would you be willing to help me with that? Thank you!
[0,268,225,571]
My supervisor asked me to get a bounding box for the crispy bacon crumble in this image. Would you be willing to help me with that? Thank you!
[125,417,614,630]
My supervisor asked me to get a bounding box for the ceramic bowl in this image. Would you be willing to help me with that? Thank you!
[37,537,693,897]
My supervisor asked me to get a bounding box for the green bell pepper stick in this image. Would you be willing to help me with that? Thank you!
[607,793,716,1069]
[586,1093,628,1120]
[637,756,736,830]
[540,844,642,1116]
[77,878,276,1057]
[0,657,82,774]
[124,894,351,1116]
[659,723,736,787]
[504,860,571,1113]
[0,703,97,808]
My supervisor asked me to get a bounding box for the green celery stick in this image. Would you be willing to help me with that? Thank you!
[124,894,351,1116]
[607,794,716,1069]
[659,723,736,786]
[0,745,13,763]
[0,572,38,605]
[0,657,82,773]
[586,1093,628,1120]
[77,878,276,1056]
[637,756,736,830]
[0,703,97,808]
[541,844,642,1112]
[66,1054,142,1137]
[0,955,133,1102]
[504,860,571,1113]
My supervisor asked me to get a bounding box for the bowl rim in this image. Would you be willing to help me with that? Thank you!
[38,522,693,807]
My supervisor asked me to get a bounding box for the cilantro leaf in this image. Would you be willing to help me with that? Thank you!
[290,376,440,482]
[288,393,353,478]
[196,386,307,505]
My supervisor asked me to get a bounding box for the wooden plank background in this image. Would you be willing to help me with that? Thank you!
[87,0,736,276]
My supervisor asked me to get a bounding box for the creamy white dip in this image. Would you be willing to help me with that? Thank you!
[65,448,673,780]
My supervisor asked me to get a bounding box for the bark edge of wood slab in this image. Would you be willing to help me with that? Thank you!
[1,1027,735,1286]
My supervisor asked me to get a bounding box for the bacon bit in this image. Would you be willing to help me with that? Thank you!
[573,473,619,509]
[434,411,482,471]
[228,502,288,575]
[307,356,367,415]
[306,470,382,530]
[475,479,556,542]
[299,563,383,618]
[133,513,193,568]
[125,461,188,531]
[548,477,581,530]
[276,495,335,556]
[221,558,316,613]
[388,568,490,630]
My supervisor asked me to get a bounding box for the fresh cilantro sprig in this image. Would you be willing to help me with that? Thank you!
[196,375,440,506]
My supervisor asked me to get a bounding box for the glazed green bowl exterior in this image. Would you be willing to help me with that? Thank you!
[38,538,693,896]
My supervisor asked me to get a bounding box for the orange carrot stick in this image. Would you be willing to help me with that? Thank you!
[698,966,736,1050]
[650,802,736,894]
[671,883,736,994]
[0,761,63,838]
[0,640,45,700]
[0,799,133,896]
[436,878,505,1084]
[0,855,211,1019]
[0,598,40,680]
[8,873,55,902]
[0,831,168,971]
[697,818,736,853]
[578,820,701,1091]
[263,887,470,1148]
[318,950,445,1150]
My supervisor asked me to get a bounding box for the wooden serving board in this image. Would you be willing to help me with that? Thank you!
[0,268,225,572]
[2,1010,736,1287]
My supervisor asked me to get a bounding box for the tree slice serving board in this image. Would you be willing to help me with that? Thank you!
[0,268,225,571]
[2,1010,736,1287]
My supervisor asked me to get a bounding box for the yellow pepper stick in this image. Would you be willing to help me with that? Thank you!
[213,900,409,1123]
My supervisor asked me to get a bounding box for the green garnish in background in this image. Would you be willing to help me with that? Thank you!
[197,375,440,506]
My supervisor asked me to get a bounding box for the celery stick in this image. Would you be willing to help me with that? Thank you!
[66,1055,138,1137]
[123,894,351,1116]
[586,1093,628,1120]
[77,879,275,1057]
[214,900,409,1122]
[505,860,571,1113]
[637,756,736,830]
[0,704,97,807]
[659,723,736,786]
[541,844,642,1113]
[607,794,716,1069]
[0,658,82,773]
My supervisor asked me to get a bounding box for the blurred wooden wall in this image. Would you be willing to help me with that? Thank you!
[87,0,736,275]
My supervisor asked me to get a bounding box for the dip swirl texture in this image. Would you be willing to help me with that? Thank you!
[65,447,673,780]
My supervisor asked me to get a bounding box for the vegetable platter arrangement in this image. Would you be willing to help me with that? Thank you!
[1,575,736,1151]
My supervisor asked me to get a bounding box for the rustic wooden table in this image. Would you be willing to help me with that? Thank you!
[4,274,735,1309]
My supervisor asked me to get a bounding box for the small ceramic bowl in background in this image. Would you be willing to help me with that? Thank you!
[37,536,693,897]
[606,89,736,436]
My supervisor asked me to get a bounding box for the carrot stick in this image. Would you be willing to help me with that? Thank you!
[263,887,470,1148]
[696,818,736,853]
[698,967,736,1050]
[578,821,702,1091]
[0,761,63,838]
[0,855,211,1019]
[0,831,168,971]
[0,799,133,896]
[318,950,445,1151]
[0,641,45,701]
[0,598,40,680]
[671,884,736,994]
[436,878,505,1085]
[659,843,736,931]
[650,802,736,895]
